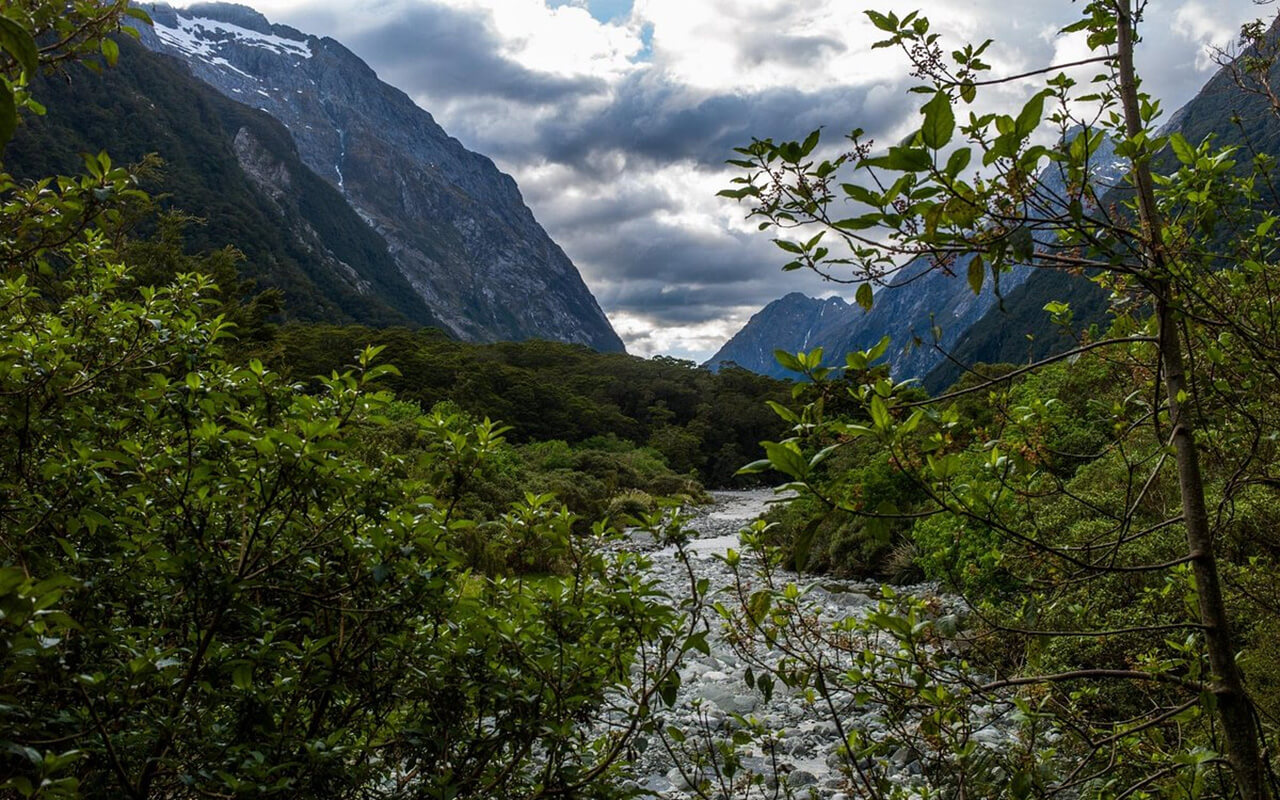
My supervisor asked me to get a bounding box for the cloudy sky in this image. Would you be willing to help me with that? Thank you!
[192,0,1265,361]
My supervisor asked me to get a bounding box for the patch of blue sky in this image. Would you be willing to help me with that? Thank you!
[588,0,632,22]
[635,21,652,61]
[549,0,634,24]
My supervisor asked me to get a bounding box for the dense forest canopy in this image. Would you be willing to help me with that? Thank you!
[267,325,791,485]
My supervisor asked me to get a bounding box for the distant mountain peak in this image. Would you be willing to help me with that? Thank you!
[705,293,851,376]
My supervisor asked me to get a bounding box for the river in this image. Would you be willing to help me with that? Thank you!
[619,489,897,798]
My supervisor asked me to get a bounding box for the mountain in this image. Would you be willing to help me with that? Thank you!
[708,293,850,378]
[708,132,1124,384]
[7,35,446,329]
[707,257,1045,381]
[129,3,623,352]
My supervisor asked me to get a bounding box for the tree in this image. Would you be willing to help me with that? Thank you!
[720,2,1280,797]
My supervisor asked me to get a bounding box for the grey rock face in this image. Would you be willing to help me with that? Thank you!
[706,293,850,378]
[136,3,624,352]
[231,126,375,297]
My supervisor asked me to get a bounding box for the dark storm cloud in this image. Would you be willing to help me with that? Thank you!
[540,184,673,229]
[599,280,781,323]
[294,2,605,104]
[569,221,773,286]
[286,2,913,180]
[571,221,834,325]
[518,74,898,172]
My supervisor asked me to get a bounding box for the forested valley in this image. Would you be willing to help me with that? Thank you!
[6,1,1280,799]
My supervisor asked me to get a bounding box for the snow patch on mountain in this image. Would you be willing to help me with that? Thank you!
[152,13,312,61]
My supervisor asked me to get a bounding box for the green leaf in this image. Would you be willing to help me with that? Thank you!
[856,282,873,311]
[866,9,897,32]
[869,395,890,429]
[101,37,120,67]
[659,680,678,707]
[809,444,838,470]
[687,631,711,656]
[0,15,39,76]
[1010,770,1033,800]
[841,182,881,205]
[0,84,15,147]
[762,440,808,479]
[736,459,772,475]
[1015,91,1046,138]
[773,349,804,373]
[881,146,932,172]
[792,518,822,572]
[1168,132,1195,165]
[967,256,984,295]
[800,128,821,156]
[945,147,971,178]
[867,335,890,362]
[125,6,155,24]
[920,91,955,150]
[833,215,880,231]
[831,421,873,437]
[765,400,799,422]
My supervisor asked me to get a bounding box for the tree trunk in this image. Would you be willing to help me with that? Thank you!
[1113,2,1272,797]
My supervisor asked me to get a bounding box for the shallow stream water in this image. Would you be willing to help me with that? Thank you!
[623,489,890,798]
[603,490,1022,799]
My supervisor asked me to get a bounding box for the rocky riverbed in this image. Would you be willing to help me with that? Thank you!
[619,490,1010,799]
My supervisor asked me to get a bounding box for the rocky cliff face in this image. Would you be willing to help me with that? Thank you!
[136,2,624,352]
[706,293,850,378]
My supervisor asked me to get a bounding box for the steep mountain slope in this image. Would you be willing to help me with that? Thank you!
[920,268,1112,393]
[134,2,624,352]
[7,35,443,328]
[708,293,850,378]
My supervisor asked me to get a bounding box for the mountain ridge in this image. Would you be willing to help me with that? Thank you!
[133,2,625,352]
[7,34,449,329]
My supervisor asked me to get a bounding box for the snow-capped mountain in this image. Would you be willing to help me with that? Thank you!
[132,2,624,351]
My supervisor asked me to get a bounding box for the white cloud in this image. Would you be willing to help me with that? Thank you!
[452,0,641,78]
[611,309,753,359]
[1173,1,1241,71]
